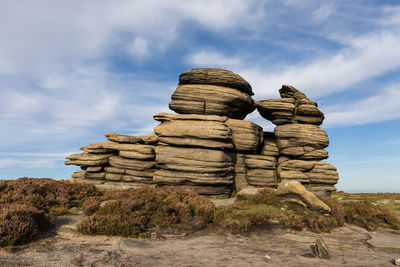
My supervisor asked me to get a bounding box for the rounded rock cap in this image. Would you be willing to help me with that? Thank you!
[179,68,254,96]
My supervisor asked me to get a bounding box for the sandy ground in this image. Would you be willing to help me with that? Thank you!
[1,222,400,267]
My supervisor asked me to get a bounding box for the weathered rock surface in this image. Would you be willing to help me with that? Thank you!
[315,238,330,259]
[179,68,254,96]
[154,113,233,150]
[226,119,263,153]
[235,186,265,201]
[169,84,255,119]
[279,85,308,100]
[255,86,324,126]
[276,180,331,213]
[261,132,279,157]
[246,169,276,187]
[155,146,234,172]
[109,156,155,171]
[234,153,248,192]
[274,124,329,159]
[245,155,276,169]
[105,133,158,145]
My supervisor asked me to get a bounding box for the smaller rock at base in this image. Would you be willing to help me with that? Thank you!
[236,186,265,202]
[394,258,400,265]
[276,180,331,213]
[315,238,330,259]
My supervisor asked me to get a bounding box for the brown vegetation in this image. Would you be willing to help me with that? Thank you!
[0,178,100,246]
[78,187,215,237]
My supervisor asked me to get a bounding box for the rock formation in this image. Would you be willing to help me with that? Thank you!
[65,68,339,197]
[255,85,339,195]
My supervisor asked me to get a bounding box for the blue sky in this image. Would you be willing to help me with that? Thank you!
[1,0,400,192]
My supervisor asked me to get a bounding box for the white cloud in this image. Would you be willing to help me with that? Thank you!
[324,84,400,127]
[126,37,150,58]
[245,31,400,99]
[187,50,243,69]
[312,2,336,22]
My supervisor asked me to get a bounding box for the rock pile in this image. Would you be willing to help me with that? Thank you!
[66,133,158,185]
[65,68,339,197]
[255,85,339,195]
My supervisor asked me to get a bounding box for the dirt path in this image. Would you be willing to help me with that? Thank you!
[1,223,400,266]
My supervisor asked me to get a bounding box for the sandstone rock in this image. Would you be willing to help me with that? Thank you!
[105,133,141,143]
[169,84,255,120]
[234,153,248,192]
[154,113,233,150]
[276,180,331,213]
[226,119,263,153]
[104,167,154,178]
[155,146,234,172]
[66,153,113,161]
[244,155,276,169]
[279,85,308,100]
[86,172,106,180]
[119,150,155,160]
[80,141,116,154]
[277,160,339,188]
[153,169,233,185]
[261,132,279,157]
[109,156,155,170]
[274,124,329,158]
[295,101,324,125]
[235,186,264,201]
[160,184,232,196]
[85,166,103,172]
[179,68,253,96]
[255,98,295,125]
[154,112,228,122]
[104,133,158,145]
[255,93,323,126]
[304,184,337,197]
[102,142,155,154]
[246,169,276,187]
[315,238,330,259]
[139,133,158,145]
[105,172,153,183]
[71,171,86,179]
[65,158,109,167]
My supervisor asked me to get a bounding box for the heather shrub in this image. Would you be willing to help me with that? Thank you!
[342,201,400,231]
[0,204,53,246]
[0,178,100,214]
[78,187,215,237]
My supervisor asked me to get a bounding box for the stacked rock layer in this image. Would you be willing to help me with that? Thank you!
[66,133,158,185]
[255,85,339,195]
[65,68,339,196]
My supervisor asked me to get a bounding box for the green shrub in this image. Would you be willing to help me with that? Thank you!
[78,187,215,237]
[0,204,54,246]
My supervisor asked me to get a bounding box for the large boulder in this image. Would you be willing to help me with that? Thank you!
[179,68,254,96]
[169,84,255,119]
[276,180,331,213]
[255,98,324,126]
[226,119,263,153]
[274,124,329,159]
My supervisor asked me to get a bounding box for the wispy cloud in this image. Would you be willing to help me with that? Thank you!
[324,84,400,127]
